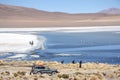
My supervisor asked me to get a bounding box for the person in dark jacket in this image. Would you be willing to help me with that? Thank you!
[79,60,82,68]
[29,41,34,46]
[72,60,75,64]
[61,60,64,64]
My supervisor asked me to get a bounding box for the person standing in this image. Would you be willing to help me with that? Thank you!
[72,60,75,64]
[61,60,64,64]
[79,60,82,68]
[29,41,34,46]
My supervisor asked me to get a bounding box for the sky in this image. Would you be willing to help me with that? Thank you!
[0,0,120,13]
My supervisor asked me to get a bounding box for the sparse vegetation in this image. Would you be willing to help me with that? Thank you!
[58,74,69,79]
[0,61,119,80]
[17,71,26,76]
[0,71,10,76]
[1,72,4,75]
[34,77,38,80]
[74,72,83,75]
[13,71,26,78]
[5,71,10,75]
[13,73,18,77]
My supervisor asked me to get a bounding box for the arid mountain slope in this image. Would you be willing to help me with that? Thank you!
[0,4,120,27]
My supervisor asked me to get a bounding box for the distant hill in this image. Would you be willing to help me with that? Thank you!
[0,4,120,27]
[0,4,105,20]
[99,8,120,14]
[0,4,71,19]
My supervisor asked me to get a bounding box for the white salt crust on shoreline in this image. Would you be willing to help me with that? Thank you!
[0,33,46,53]
[0,26,120,33]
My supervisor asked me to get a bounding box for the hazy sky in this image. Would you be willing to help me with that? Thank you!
[0,0,120,13]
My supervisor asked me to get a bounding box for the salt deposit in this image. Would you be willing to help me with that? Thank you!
[8,54,27,58]
[55,53,81,56]
[0,26,120,33]
[0,33,46,53]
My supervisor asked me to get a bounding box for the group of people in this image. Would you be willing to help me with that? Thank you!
[61,60,82,68]
[29,41,34,46]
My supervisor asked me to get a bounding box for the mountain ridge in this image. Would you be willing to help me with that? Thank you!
[100,8,120,14]
[0,4,120,27]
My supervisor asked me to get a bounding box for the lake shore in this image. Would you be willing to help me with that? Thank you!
[0,60,120,80]
[0,26,120,33]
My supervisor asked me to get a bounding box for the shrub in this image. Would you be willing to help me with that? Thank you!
[5,71,10,75]
[1,71,10,76]
[1,72,4,75]
[118,69,120,71]
[102,72,106,76]
[57,74,62,78]
[58,74,69,79]
[23,77,29,80]
[14,73,18,77]
[34,77,38,80]
[17,71,26,76]
[75,72,83,75]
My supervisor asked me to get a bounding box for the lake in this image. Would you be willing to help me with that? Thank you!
[0,26,120,64]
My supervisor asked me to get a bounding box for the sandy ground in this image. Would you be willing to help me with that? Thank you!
[0,26,120,33]
[0,19,120,27]
[0,60,120,80]
[0,15,120,27]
